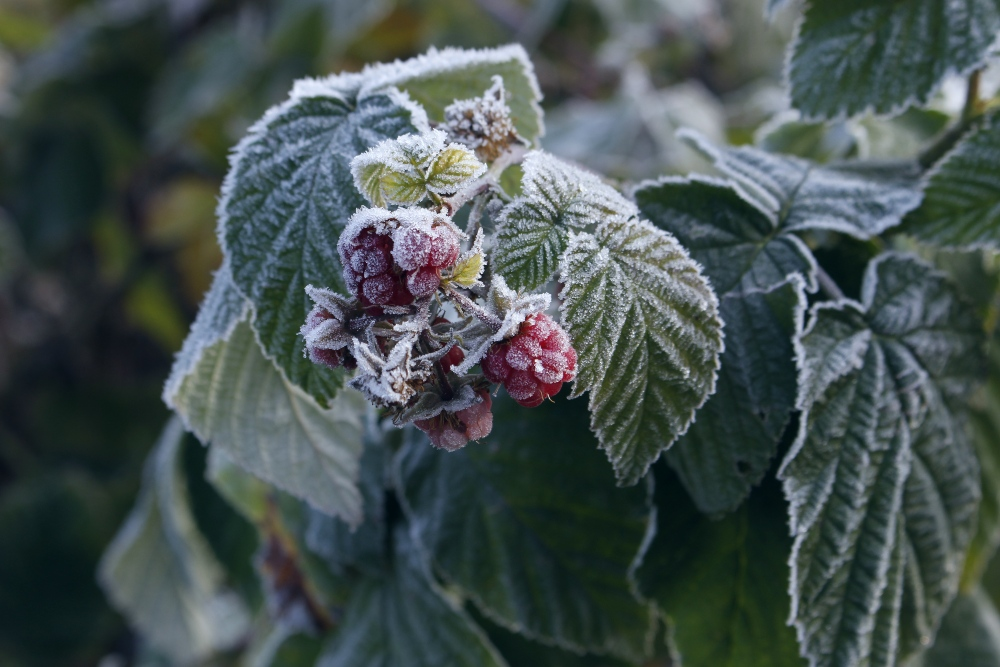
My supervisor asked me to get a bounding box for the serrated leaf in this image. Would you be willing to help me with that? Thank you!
[560,217,723,485]
[449,250,485,288]
[362,44,544,144]
[167,314,366,525]
[684,131,922,239]
[635,469,804,667]
[914,589,1000,667]
[666,281,804,515]
[636,175,817,296]
[906,114,1000,249]
[316,526,508,667]
[426,144,486,193]
[780,253,985,667]
[220,83,418,406]
[395,396,655,661]
[493,151,638,291]
[963,350,1000,590]
[98,418,251,664]
[788,0,1000,119]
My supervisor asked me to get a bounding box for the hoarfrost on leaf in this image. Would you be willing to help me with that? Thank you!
[682,130,922,240]
[779,253,985,667]
[493,150,639,291]
[560,216,723,485]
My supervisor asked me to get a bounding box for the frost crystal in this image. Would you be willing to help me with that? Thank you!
[444,76,523,162]
[300,285,356,362]
[349,335,434,407]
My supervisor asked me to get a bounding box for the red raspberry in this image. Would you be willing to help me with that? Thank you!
[301,307,355,370]
[414,390,493,451]
[340,228,411,307]
[392,222,461,298]
[482,313,577,408]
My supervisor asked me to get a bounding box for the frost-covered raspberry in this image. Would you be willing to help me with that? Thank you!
[414,390,493,451]
[482,313,577,408]
[339,227,412,307]
[339,208,462,305]
[301,286,356,370]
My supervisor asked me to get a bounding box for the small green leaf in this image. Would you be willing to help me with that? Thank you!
[683,131,922,240]
[426,144,486,193]
[560,217,723,485]
[221,82,418,405]
[788,0,1000,119]
[780,253,985,667]
[906,114,1000,249]
[98,418,251,664]
[395,396,655,661]
[316,526,508,667]
[636,469,804,667]
[167,313,366,525]
[493,151,638,291]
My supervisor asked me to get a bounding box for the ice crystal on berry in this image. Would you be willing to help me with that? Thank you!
[482,312,577,407]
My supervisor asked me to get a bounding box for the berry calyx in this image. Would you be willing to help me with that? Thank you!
[482,313,577,408]
[414,390,493,451]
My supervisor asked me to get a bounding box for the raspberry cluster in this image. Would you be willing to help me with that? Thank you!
[414,389,493,451]
[482,312,577,407]
[338,209,461,307]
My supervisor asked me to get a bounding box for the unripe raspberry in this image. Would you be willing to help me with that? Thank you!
[414,390,493,451]
[301,305,355,370]
[482,313,577,408]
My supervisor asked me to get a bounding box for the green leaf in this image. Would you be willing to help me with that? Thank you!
[914,589,1000,667]
[906,114,1000,249]
[220,82,418,405]
[964,349,1000,590]
[426,144,487,193]
[366,44,544,144]
[493,150,638,291]
[316,526,508,667]
[780,253,985,667]
[683,131,922,240]
[395,396,655,662]
[788,0,1000,119]
[635,175,817,297]
[560,217,724,485]
[166,313,367,525]
[636,469,804,667]
[98,418,251,664]
[666,280,805,515]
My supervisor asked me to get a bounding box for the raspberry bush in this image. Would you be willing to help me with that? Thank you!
[98,12,1000,667]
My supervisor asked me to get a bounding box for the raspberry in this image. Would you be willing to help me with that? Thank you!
[340,228,411,307]
[414,390,493,451]
[339,210,462,305]
[482,313,577,408]
[301,306,355,370]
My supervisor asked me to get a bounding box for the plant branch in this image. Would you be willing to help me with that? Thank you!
[920,70,987,169]
[815,265,846,302]
[446,286,503,333]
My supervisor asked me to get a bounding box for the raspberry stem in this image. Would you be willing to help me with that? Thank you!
[446,286,503,333]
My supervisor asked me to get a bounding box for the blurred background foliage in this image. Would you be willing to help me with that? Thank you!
[1,0,996,665]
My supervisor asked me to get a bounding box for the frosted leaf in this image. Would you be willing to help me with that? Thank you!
[447,228,486,289]
[779,253,985,667]
[635,174,817,296]
[444,75,523,162]
[560,217,723,485]
[351,129,485,207]
[219,81,419,406]
[393,383,481,425]
[493,150,639,291]
[349,334,436,407]
[167,315,366,524]
[787,0,1000,119]
[905,112,1000,249]
[683,130,922,240]
[98,418,251,665]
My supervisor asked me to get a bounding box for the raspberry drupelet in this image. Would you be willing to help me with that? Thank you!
[482,312,577,407]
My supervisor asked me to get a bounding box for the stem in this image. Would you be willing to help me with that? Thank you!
[446,286,503,332]
[347,309,409,335]
[466,194,486,238]
[815,265,846,302]
[920,70,987,169]
[963,69,983,123]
